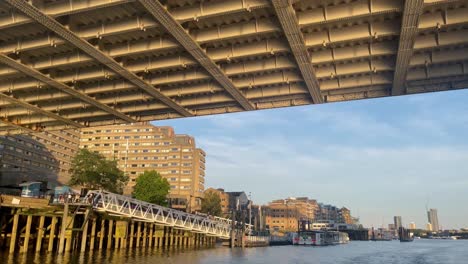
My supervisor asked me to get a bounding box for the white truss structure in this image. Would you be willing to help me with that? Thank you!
[86,190,251,239]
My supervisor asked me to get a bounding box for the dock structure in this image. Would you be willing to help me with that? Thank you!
[0,191,252,254]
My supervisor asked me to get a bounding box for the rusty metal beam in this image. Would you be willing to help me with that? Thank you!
[138,0,255,111]
[0,53,137,123]
[271,0,323,104]
[392,0,424,95]
[5,0,193,117]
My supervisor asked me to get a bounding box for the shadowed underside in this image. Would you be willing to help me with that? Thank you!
[0,0,467,134]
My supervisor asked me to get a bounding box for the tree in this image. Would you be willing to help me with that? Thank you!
[69,149,128,193]
[132,170,170,205]
[201,190,222,217]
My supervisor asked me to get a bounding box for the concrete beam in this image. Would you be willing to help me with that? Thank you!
[392,0,424,95]
[0,118,35,133]
[0,54,137,123]
[138,0,255,111]
[0,92,84,128]
[5,0,193,117]
[271,0,323,104]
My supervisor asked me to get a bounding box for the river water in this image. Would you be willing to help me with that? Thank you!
[2,240,467,264]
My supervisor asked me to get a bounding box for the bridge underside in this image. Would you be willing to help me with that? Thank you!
[0,0,467,134]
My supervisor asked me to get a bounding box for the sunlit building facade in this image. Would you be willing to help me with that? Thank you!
[79,123,205,212]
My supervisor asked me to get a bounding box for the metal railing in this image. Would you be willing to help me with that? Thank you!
[85,190,252,239]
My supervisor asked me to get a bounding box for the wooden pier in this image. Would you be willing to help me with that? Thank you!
[0,194,215,254]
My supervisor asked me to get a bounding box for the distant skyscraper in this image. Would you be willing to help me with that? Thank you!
[427,209,440,232]
[394,216,402,230]
[409,222,416,230]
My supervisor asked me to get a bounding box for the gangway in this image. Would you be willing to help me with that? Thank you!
[86,190,252,239]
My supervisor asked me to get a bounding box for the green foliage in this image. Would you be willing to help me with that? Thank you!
[201,191,222,217]
[132,170,170,206]
[69,149,128,193]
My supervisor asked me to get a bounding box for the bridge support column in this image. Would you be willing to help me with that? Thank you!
[48,216,57,252]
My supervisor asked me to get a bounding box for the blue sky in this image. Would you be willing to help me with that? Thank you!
[154,90,468,229]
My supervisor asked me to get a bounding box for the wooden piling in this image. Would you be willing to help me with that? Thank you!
[80,216,89,252]
[22,215,33,253]
[35,215,45,252]
[148,224,153,247]
[64,216,74,252]
[136,222,141,248]
[142,223,147,247]
[89,219,96,250]
[98,219,105,250]
[58,203,69,254]
[129,222,134,248]
[107,220,114,249]
[9,212,19,254]
[47,217,57,252]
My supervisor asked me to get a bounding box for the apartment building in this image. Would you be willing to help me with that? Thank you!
[265,197,318,233]
[79,123,205,212]
[0,130,80,189]
[204,188,230,217]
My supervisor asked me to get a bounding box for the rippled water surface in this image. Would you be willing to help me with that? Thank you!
[2,240,467,264]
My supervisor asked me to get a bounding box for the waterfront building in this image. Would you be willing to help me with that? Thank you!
[427,209,440,232]
[0,130,79,190]
[388,224,396,230]
[265,197,318,233]
[316,203,340,222]
[204,188,230,217]
[339,207,353,224]
[426,223,433,232]
[79,123,205,212]
[394,216,403,231]
[409,222,416,230]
